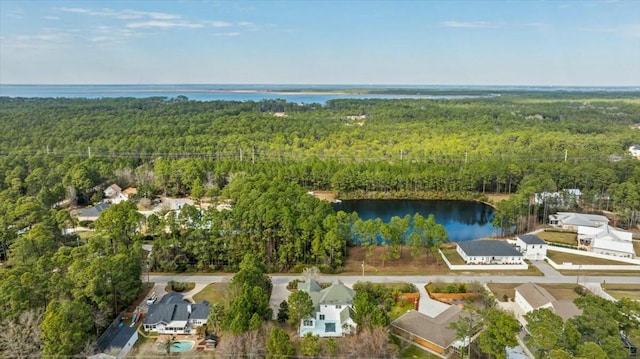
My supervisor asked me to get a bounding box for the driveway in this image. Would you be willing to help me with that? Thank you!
[529,260,563,278]
[270,283,292,320]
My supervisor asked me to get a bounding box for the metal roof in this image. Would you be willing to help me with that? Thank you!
[457,240,522,257]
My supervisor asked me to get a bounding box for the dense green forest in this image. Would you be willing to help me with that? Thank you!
[0,93,639,357]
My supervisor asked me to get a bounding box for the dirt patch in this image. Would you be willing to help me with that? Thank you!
[343,245,447,275]
[309,190,338,202]
[487,283,518,302]
[485,193,511,203]
[538,283,582,301]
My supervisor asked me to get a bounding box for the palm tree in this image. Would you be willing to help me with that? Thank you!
[160,335,178,355]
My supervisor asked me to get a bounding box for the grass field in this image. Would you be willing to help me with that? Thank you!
[488,283,583,302]
[76,231,96,240]
[546,250,633,266]
[392,336,441,359]
[560,269,640,276]
[193,282,229,304]
[537,231,577,246]
[342,246,543,276]
[602,284,640,300]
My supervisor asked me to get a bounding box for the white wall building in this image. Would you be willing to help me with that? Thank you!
[578,224,635,258]
[515,234,548,260]
[297,279,357,337]
[515,282,581,321]
[143,292,210,334]
[548,212,609,231]
[456,240,524,265]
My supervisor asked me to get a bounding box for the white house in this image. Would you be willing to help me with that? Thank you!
[515,282,581,321]
[143,292,210,334]
[629,144,640,159]
[515,234,548,260]
[297,279,357,337]
[456,240,524,265]
[534,189,581,207]
[578,224,635,258]
[548,212,609,231]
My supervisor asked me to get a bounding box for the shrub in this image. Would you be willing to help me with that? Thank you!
[574,286,587,296]
[400,283,418,293]
[287,279,300,291]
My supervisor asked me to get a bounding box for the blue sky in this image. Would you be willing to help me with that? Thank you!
[1,0,639,85]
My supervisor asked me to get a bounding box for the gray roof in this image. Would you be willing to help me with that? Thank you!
[516,282,581,321]
[96,323,137,352]
[298,279,322,293]
[457,240,522,257]
[518,234,546,245]
[391,306,463,348]
[299,280,355,314]
[158,291,186,305]
[107,326,137,350]
[74,202,111,219]
[144,293,210,325]
[516,282,555,308]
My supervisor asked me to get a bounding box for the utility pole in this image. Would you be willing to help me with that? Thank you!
[361,261,365,278]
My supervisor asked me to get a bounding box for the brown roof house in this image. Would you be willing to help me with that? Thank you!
[391,305,467,358]
[514,282,581,321]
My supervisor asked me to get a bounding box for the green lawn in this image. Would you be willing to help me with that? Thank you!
[192,283,229,304]
[487,283,518,302]
[440,247,465,265]
[546,250,634,266]
[537,231,577,246]
[76,231,96,240]
[602,284,640,300]
[389,300,415,321]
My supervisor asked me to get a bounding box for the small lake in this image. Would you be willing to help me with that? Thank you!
[334,199,495,242]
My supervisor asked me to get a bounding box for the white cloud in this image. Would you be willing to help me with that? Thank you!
[126,21,204,29]
[441,21,498,29]
[214,32,240,37]
[57,7,181,21]
[589,23,640,38]
[43,16,61,20]
[210,21,233,28]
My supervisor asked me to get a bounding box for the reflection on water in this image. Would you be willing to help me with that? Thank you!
[334,199,495,242]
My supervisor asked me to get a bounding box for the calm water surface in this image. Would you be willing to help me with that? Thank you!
[334,199,495,242]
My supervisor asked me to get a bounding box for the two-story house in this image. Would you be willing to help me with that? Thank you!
[297,279,357,337]
[143,292,210,335]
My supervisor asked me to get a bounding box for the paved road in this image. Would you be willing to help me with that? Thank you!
[148,273,640,285]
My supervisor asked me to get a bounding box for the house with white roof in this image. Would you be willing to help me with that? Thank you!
[297,279,356,337]
[143,292,210,334]
[534,189,582,207]
[548,212,609,231]
[578,224,635,258]
[515,234,547,260]
[515,282,581,321]
[629,144,640,159]
[456,240,524,265]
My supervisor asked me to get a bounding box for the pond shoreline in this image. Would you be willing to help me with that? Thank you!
[315,190,505,209]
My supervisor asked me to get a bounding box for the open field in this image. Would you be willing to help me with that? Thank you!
[485,193,511,203]
[602,284,640,300]
[193,282,229,304]
[546,250,634,266]
[537,231,577,246]
[342,246,543,276]
[488,283,583,302]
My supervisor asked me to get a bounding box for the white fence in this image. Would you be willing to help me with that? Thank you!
[547,246,640,265]
[546,257,640,271]
[439,249,529,271]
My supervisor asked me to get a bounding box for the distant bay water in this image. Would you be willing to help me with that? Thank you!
[2,84,636,104]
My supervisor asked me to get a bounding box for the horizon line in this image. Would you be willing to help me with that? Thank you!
[2,83,640,88]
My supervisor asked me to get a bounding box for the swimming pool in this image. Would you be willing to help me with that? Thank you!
[157,340,195,352]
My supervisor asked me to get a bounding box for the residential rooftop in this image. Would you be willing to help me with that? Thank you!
[458,240,522,257]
